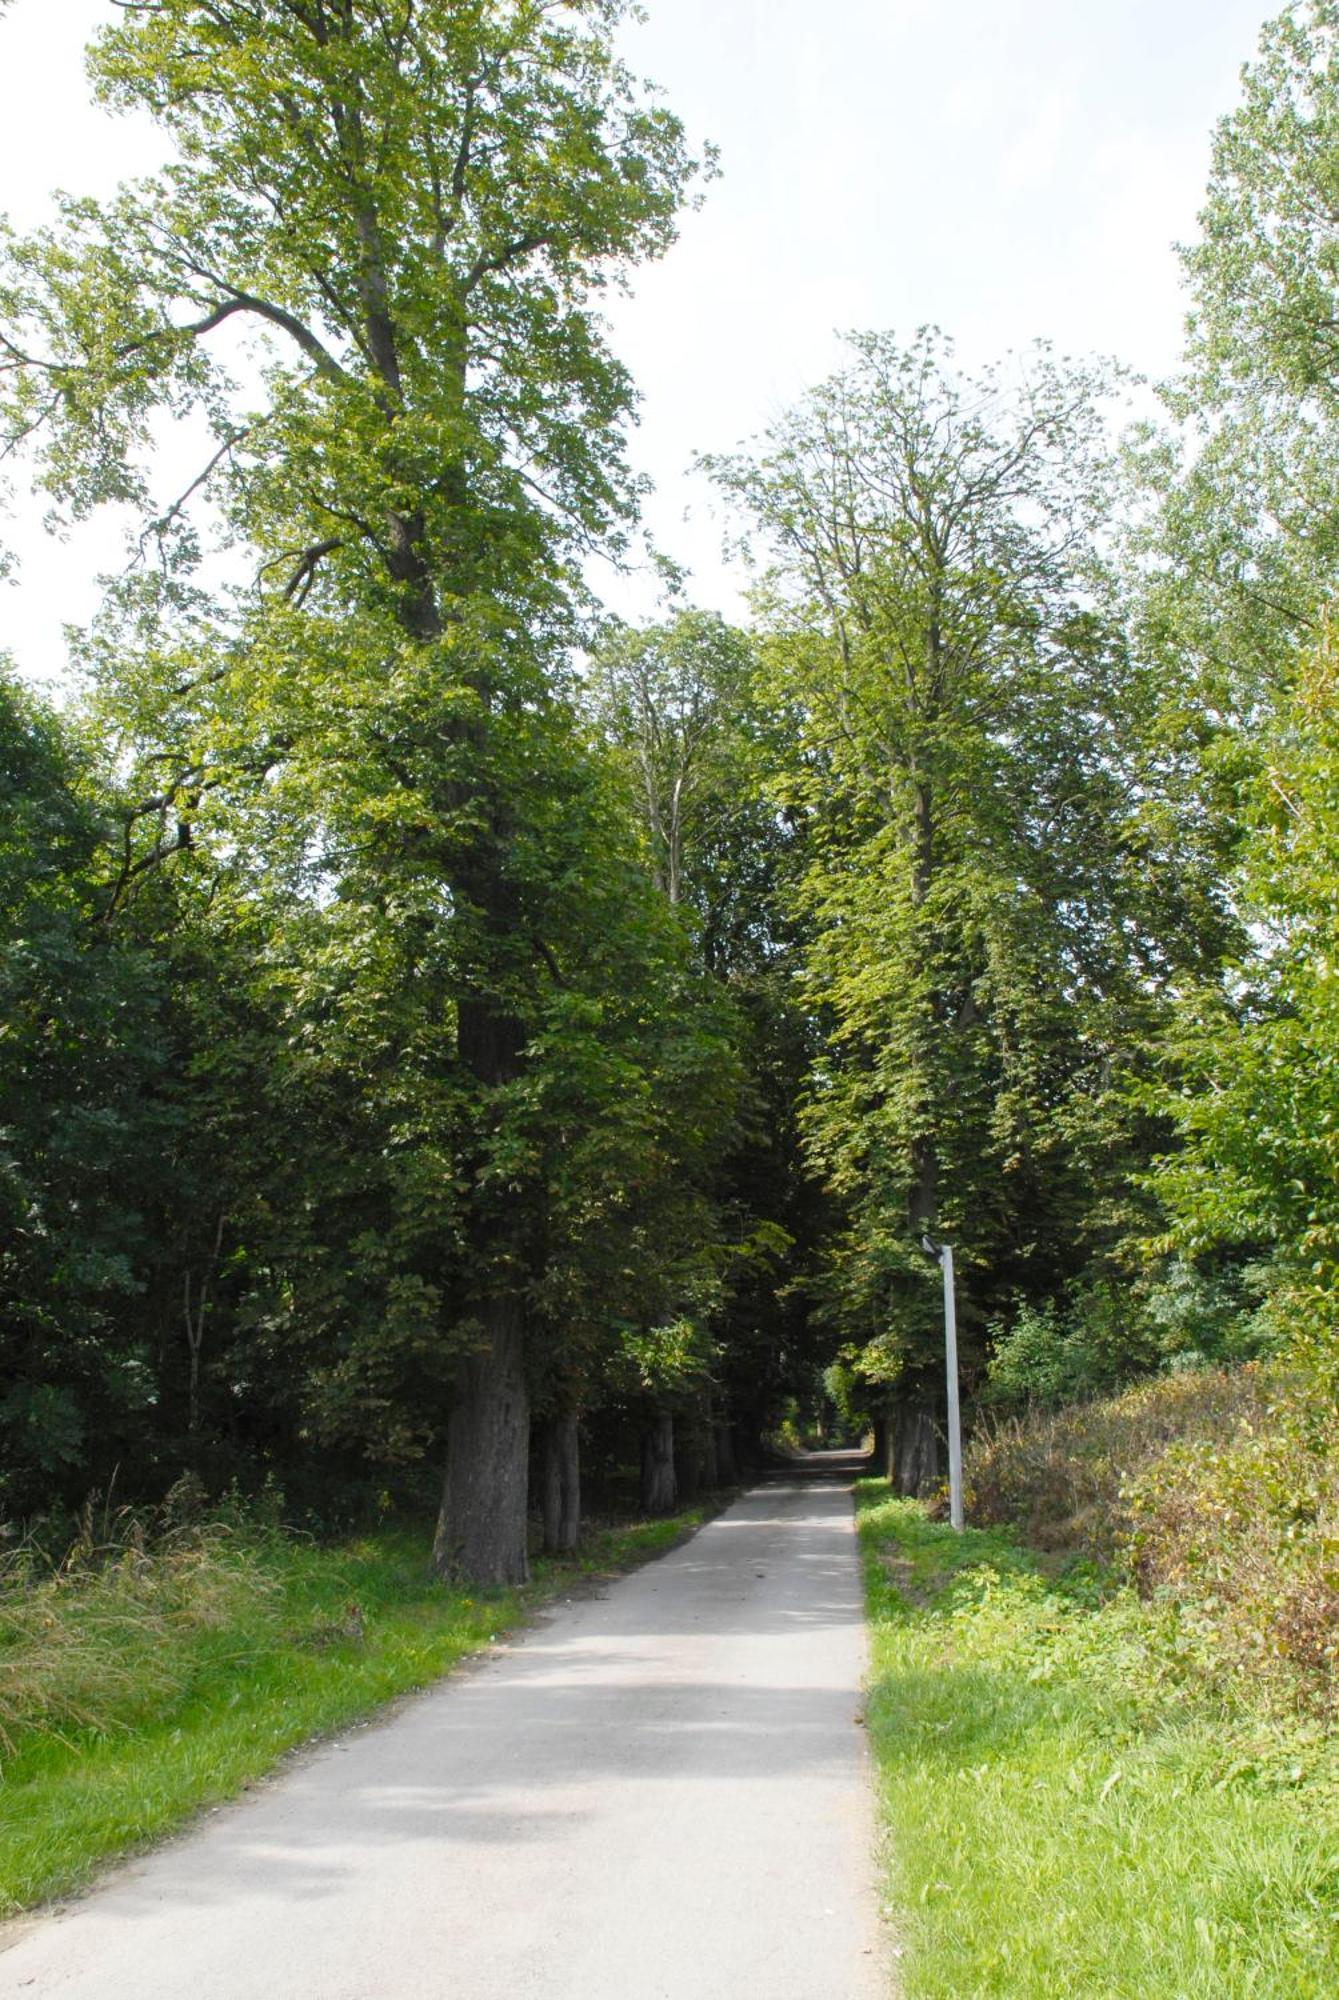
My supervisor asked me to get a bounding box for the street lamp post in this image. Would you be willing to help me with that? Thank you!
[920,1236,964,1532]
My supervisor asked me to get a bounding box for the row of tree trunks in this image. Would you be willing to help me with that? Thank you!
[642,1400,744,1511]
[441,1380,753,1582]
[439,1384,754,1584]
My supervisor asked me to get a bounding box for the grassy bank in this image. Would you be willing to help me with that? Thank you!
[0,1505,706,1918]
[968,1366,1337,1714]
[858,1488,1338,1998]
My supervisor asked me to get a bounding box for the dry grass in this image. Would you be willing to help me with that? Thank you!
[965,1365,1338,1713]
[966,1366,1271,1556]
[0,1506,283,1762]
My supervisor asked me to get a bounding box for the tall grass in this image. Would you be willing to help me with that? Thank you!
[0,1513,287,1760]
[0,1497,708,1916]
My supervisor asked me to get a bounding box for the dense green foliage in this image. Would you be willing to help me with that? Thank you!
[706,334,1230,1457]
[1,0,1338,1551]
[0,1,754,1554]
[1127,3,1339,1400]
[1,671,164,1505]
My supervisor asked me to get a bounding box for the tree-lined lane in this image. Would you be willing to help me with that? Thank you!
[0,1478,886,2000]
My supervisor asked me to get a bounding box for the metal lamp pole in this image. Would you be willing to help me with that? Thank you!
[921,1236,964,1532]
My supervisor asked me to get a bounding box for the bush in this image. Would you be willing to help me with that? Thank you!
[984,1266,1274,1417]
[969,1366,1267,1552]
[1125,1396,1338,1709]
[984,1284,1163,1413]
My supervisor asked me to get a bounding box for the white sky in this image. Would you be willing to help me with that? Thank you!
[0,0,1278,691]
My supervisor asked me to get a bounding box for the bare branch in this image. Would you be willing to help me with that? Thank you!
[282,536,346,604]
[127,427,250,569]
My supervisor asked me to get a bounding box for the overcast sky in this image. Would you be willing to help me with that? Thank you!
[0,0,1278,690]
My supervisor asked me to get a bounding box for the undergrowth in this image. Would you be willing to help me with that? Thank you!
[858,1488,1338,1998]
[965,1365,1337,1713]
[0,1499,705,1917]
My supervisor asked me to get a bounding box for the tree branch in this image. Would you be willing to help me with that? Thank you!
[463,230,554,295]
[280,536,346,604]
[127,427,251,568]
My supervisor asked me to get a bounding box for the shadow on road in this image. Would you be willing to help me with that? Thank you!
[756,1448,875,1485]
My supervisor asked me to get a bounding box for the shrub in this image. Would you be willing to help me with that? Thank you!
[984,1266,1274,1417]
[984,1284,1163,1413]
[1124,1395,1338,1708]
[968,1365,1267,1554]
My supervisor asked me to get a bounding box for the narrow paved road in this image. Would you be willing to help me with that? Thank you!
[0,1469,886,1999]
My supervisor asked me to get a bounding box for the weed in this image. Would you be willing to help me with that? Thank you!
[965,1365,1337,1714]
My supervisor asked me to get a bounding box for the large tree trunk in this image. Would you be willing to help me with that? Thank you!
[541,1411,581,1555]
[713,1420,737,1487]
[387,538,537,1590]
[674,1406,714,1501]
[641,1410,678,1515]
[432,1300,530,1585]
[890,1393,941,1498]
[430,989,531,1586]
[871,1413,891,1478]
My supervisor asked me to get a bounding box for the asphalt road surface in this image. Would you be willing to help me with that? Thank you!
[0,1465,887,1999]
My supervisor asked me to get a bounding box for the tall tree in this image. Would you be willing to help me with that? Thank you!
[1130,0,1339,743]
[711,331,1226,1485]
[1135,0,1339,1398]
[1187,0,1339,416]
[1149,634,1339,1397]
[584,610,821,1485]
[585,612,756,912]
[0,0,704,1580]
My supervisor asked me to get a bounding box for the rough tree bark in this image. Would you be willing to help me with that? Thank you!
[641,1410,678,1515]
[432,1300,530,1585]
[430,992,532,1585]
[541,1411,581,1556]
[890,1392,941,1498]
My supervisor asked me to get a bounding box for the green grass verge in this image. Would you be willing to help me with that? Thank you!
[0,1507,707,1919]
[857,1483,1338,1999]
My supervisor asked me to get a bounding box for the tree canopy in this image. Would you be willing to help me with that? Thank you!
[1,0,1337,1549]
